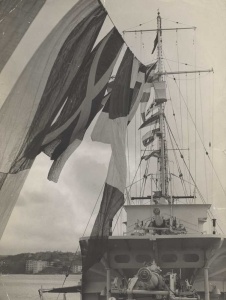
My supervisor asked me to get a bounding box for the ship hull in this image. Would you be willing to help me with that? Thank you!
[80,235,226,300]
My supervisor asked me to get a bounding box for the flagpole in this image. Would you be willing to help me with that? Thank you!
[157,11,168,199]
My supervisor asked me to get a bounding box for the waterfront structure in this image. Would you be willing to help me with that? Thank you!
[71,265,82,274]
[26,260,48,274]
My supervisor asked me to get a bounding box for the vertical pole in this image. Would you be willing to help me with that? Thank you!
[151,174,153,204]
[157,11,166,197]
[212,218,216,234]
[204,267,210,300]
[169,273,176,298]
[106,268,111,300]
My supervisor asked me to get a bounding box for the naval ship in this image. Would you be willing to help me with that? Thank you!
[0,1,225,300]
[39,3,226,300]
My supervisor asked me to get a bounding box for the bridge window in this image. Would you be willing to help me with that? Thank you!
[183,253,199,262]
[161,253,177,262]
[135,254,152,263]
[114,255,130,263]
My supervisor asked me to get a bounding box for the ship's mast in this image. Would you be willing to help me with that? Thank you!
[157,11,168,198]
[125,12,213,204]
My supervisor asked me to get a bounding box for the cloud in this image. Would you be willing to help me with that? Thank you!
[0,137,112,255]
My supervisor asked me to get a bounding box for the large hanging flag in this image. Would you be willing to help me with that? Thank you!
[81,49,147,272]
[0,0,46,72]
[0,0,107,239]
[43,28,123,182]
[91,55,146,143]
[91,48,134,237]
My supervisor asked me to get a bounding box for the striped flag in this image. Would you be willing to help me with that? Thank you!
[142,150,160,160]
[80,49,147,272]
[91,48,135,236]
[42,28,124,182]
[91,55,146,144]
[0,0,46,72]
[140,62,157,122]
[0,0,108,238]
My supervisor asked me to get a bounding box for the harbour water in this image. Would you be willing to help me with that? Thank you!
[0,274,81,300]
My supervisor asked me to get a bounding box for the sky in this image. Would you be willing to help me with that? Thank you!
[0,0,226,255]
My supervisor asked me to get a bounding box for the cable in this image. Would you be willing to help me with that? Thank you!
[163,52,182,148]
[161,17,195,28]
[126,128,131,190]
[164,51,226,205]
[194,29,197,189]
[173,74,226,202]
[162,57,206,69]
[166,119,188,198]
[165,118,224,234]
[56,183,105,299]
[185,74,192,196]
[198,74,209,201]
[135,110,137,197]
[175,30,183,149]
[123,18,157,31]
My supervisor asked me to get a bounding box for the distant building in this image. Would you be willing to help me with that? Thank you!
[71,264,82,273]
[26,260,48,274]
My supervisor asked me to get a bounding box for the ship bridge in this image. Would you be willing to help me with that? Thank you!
[124,203,211,236]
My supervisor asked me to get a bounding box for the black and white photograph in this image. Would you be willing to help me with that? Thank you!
[0,1,226,299]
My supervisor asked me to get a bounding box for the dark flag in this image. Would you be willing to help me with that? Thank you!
[81,50,147,273]
[152,32,158,54]
[0,0,107,238]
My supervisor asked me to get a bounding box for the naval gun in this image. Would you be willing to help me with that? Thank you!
[130,261,165,291]
[111,261,200,300]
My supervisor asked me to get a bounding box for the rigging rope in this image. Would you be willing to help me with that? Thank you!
[211,73,215,205]
[126,128,131,198]
[166,119,224,234]
[176,30,183,149]
[123,17,157,31]
[161,17,195,28]
[56,183,105,299]
[139,115,142,196]
[169,72,226,203]
[163,52,183,148]
[185,74,192,196]
[199,74,209,201]
[162,56,205,69]
[194,28,197,193]
[135,110,137,197]
[163,47,226,206]
[166,118,188,198]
